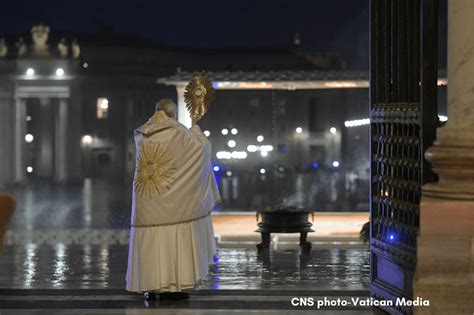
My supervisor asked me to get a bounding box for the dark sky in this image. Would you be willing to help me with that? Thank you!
[0,0,367,49]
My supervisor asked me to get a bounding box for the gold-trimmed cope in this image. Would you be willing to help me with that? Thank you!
[134,143,176,198]
[184,72,215,125]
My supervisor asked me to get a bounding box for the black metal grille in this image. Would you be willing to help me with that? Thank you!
[370,0,438,313]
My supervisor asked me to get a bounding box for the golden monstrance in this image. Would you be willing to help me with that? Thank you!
[184,72,215,125]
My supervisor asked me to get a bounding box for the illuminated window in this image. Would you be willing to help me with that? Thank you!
[97,97,109,119]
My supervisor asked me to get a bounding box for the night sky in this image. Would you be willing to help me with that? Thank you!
[0,0,367,50]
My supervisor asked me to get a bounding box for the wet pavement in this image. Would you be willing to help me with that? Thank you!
[1,179,373,312]
[0,245,369,291]
[0,245,371,313]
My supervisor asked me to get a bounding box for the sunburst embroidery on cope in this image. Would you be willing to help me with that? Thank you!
[135,143,176,198]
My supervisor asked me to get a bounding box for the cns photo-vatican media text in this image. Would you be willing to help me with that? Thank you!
[290,296,430,309]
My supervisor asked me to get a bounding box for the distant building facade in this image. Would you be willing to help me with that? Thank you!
[0,25,359,184]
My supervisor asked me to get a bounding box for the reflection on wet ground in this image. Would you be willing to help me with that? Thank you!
[0,245,371,312]
[1,179,372,312]
[0,245,369,291]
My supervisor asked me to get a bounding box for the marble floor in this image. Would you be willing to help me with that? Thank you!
[0,246,370,291]
[0,245,372,312]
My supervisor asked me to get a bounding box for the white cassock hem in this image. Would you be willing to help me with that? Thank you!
[125,214,216,293]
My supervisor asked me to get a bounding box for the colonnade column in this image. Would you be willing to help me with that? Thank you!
[0,94,13,187]
[176,85,192,128]
[54,98,68,182]
[413,0,474,313]
[14,97,26,184]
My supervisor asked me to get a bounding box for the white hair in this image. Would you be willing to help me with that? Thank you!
[155,99,177,119]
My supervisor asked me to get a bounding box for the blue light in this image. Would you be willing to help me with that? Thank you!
[389,234,394,241]
[312,162,319,169]
[213,165,220,172]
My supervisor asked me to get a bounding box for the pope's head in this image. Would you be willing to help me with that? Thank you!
[156,99,177,120]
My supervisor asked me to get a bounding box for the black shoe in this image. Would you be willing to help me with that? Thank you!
[158,292,190,301]
[144,292,157,301]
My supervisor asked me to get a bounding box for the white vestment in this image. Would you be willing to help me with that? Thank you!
[126,110,220,293]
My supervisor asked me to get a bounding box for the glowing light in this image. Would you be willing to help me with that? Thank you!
[295,127,303,134]
[312,162,319,169]
[26,166,33,173]
[221,129,229,135]
[260,145,274,152]
[99,98,109,110]
[324,81,358,88]
[82,135,93,145]
[247,145,258,152]
[55,68,64,76]
[437,79,447,86]
[231,128,238,135]
[332,161,340,168]
[227,140,236,148]
[257,135,264,142]
[26,115,32,122]
[231,151,247,159]
[345,116,448,128]
[260,168,266,174]
[389,234,394,241]
[330,127,337,134]
[216,151,232,159]
[25,134,34,143]
[278,166,285,172]
[226,171,232,176]
[26,68,35,76]
[83,62,89,68]
[239,82,273,89]
[203,130,211,137]
[344,118,371,128]
[260,151,268,157]
[213,165,220,172]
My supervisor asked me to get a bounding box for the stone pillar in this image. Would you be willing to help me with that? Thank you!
[14,98,26,184]
[37,98,54,178]
[414,0,474,313]
[176,85,192,128]
[0,94,13,187]
[54,98,68,182]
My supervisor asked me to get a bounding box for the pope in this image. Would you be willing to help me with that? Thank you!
[126,98,220,301]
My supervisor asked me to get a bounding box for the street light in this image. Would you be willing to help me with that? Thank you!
[332,161,340,168]
[55,68,65,76]
[26,68,35,76]
[330,127,337,134]
[203,130,211,137]
[99,98,109,110]
[82,135,93,145]
[25,134,34,143]
[231,128,238,135]
[257,135,264,142]
[296,127,303,134]
[227,140,236,148]
[260,168,266,174]
[247,145,258,152]
[221,129,229,135]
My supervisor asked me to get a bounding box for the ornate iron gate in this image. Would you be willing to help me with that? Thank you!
[369,0,438,313]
